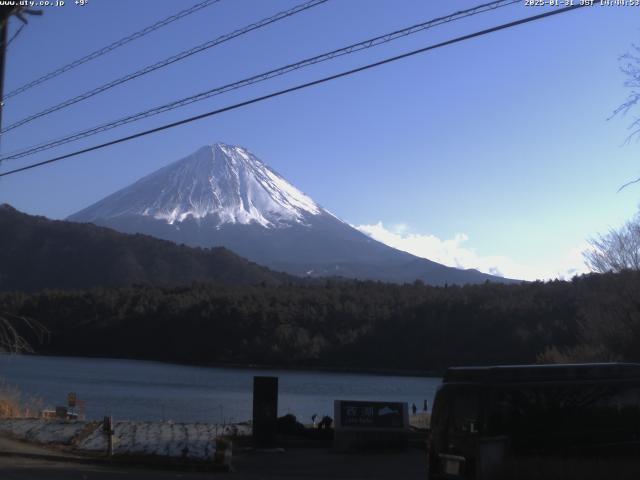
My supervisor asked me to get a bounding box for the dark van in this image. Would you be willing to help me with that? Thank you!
[427,363,640,480]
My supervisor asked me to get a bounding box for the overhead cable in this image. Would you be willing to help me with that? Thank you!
[0,0,519,162]
[0,4,590,179]
[2,0,223,101]
[0,0,329,134]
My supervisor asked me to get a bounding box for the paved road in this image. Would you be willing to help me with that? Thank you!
[0,434,428,479]
[233,447,427,479]
[0,447,427,480]
[1,456,216,479]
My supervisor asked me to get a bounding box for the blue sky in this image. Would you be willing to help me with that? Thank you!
[0,0,638,280]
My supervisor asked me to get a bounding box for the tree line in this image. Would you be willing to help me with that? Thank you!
[2,271,639,374]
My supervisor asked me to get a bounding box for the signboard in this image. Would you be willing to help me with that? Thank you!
[67,392,77,408]
[337,400,407,429]
[334,400,409,451]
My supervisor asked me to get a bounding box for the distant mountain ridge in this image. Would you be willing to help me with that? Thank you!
[0,204,289,292]
[69,142,517,285]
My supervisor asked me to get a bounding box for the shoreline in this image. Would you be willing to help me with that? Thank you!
[6,352,444,379]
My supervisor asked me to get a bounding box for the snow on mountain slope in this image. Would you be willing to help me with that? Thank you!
[69,142,516,285]
[70,143,322,228]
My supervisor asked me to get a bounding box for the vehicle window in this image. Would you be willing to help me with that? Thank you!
[450,388,479,434]
[488,383,640,444]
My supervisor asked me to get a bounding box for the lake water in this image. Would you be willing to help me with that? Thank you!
[0,355,441,424]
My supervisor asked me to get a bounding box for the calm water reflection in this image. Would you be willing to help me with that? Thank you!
[0,354,441,424]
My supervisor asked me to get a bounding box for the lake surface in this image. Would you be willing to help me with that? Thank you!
[0,355,441,424]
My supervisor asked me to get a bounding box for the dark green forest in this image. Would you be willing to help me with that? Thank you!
[0,204,290,291]
[3,271,639,374]
[3,204,639,373]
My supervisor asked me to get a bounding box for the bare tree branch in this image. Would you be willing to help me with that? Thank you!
[613,44,640,189]
[584,213,640,273]
[617,176,640,192]
[0,312,47,353]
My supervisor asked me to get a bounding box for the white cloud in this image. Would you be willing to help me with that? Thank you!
[355,222,590,281]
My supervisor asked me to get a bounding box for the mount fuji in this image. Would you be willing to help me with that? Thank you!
[69,143,513,285]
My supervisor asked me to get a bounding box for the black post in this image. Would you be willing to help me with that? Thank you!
[0,6,43,147]
[103,415,114,457]
[252,376,278,447]
[0,9,9,144]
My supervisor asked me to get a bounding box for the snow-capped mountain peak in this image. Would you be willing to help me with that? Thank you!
[69,142,515,285]
[71,142,323,228]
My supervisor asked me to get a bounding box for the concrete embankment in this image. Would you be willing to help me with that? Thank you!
[0,418,249,461]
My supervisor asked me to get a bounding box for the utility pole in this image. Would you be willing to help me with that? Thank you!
[0,7,41,150]
[0,7,13,144]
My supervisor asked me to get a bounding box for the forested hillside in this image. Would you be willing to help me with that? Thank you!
[0,204,290,291]
[3,271,638,374]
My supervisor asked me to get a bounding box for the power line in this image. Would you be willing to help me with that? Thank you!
[0,0,520,162]
[0,3,589,179]
[6,24,24,49]
[2,0,222,102]
[1,0,329,134]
